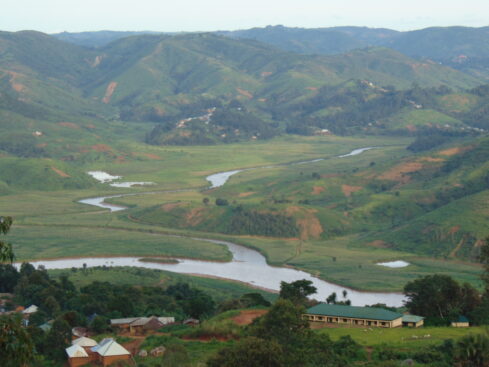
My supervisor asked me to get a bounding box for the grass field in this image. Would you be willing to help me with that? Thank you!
[320,325,487,350]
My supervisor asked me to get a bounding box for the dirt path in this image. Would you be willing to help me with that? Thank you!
[230,309,268,325]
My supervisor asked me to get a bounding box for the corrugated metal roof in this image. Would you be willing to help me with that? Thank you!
[129,317,150,326]
[22,305,38,314]
[66,344,89,358]
[402,315,424,323]
[91,338,130,357]
[158,317,175,325]
[454,315,469,323]
[306,304,402,321]
[110,317,140,325]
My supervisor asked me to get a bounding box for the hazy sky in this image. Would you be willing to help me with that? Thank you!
[2,0,488,33]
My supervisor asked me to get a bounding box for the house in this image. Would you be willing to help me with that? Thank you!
[111,316,175,335]
[72,326,88,339]
[402,315,424,328]
[451,316,470,328]
[91,338,131,366]
[65,344,90,367]
[72,336,98,362]
[22,305,38,315]
[110,317,140,332]
[128,316,165,335]
[39,320,53,332]
[183,318,200,326]
[304,304,403,328]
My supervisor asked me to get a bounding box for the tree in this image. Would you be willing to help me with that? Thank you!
[90,315,109,334]
[43,318,71,361]
[250,299,309,346]
[0,264,20,292]
[404,274,480,321]
[215,198,229,206]
[0,216,14,262]
[0,314,35,367]
[202,197,210,205]
[455,333,489,367]
[207,337,283,367]
[279,279,316,305]
[480,236,489,295]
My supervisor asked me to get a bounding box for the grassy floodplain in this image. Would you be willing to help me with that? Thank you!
[2,134,486,292]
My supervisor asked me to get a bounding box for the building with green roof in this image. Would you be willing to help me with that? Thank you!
[304,303,403,328]
[402,315,424,328]
[451,315,469,328]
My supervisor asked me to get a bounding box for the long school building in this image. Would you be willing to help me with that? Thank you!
[304,304,404,328]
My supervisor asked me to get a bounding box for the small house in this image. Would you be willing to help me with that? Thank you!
[66,344,90,367]
[91,338,131,366]
[110,317,140,332]
[451,316,470,328]
[183,318,200,326]
[402,315,424,328]
[22,305,38,315]
[72,336,98,362]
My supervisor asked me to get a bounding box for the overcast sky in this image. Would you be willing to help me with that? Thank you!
[1,0,488,33]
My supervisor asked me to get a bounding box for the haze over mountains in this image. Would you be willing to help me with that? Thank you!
[53,25,489,79]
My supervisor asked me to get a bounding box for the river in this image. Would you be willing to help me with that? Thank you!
[66,146,405,306]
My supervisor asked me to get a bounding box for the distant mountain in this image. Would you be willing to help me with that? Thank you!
[218,25,399,55]
[220,25,489,81]
[52,30,164,48]
[0,30,484,149]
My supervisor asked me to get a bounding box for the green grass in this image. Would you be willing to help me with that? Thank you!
[319,325,487,349]
[9,225,231,261]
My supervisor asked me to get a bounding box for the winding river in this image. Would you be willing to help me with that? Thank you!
[36,146,405,306]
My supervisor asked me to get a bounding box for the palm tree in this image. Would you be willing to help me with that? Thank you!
[455,332,489,367]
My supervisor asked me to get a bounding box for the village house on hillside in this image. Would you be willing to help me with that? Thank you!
[304,304,424,328]
[111,316,175,335]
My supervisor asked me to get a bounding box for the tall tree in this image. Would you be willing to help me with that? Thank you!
[404,274,480,320]
[480,236,489,295]
[279,279,316,305]
[0,216,14,262]
[0,315,35,367]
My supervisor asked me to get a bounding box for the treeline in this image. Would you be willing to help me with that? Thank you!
[0,133,47,158]
[227,206,299,237]
[0,263,216,322]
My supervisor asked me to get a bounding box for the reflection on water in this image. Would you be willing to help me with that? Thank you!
[22,237,405,307]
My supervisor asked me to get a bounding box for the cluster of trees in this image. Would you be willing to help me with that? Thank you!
[0,264,216,322]
[403,237,489,326]
[0,133,47,158]
[208,280,364,367]
[227,205,299,237]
